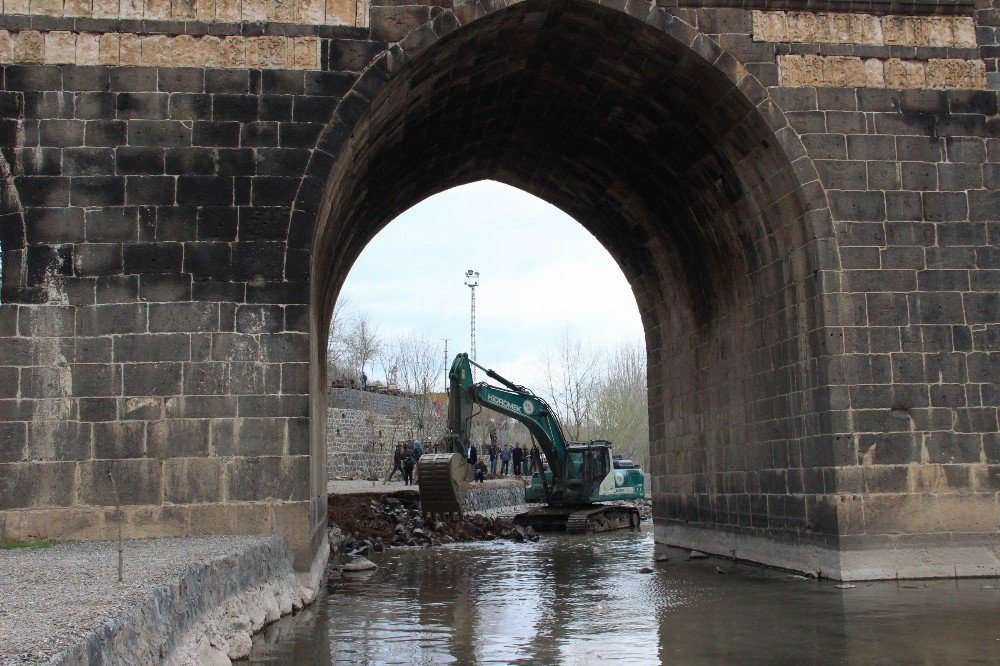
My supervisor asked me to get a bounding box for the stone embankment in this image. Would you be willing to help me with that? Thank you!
[0,535,318,666]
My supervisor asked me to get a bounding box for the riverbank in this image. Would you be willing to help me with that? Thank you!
[326,479,653,558]
[0,535,317,665]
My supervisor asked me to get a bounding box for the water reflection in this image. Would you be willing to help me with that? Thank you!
[249,529,999,664]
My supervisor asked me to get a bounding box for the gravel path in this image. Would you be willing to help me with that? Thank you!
[0,535,277,665]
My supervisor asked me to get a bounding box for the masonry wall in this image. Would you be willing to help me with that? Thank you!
[652,2,999,578]
[0,0,995,579]
[325,387,441,479]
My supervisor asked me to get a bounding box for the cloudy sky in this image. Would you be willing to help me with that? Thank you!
[338,180,644,388]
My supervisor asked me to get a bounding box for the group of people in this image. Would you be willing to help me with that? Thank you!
[468,442,536,483]
[387,438,539,486]
[385,439,423,485]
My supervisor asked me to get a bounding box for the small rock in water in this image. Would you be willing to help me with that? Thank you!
[981,585,996,590]
[834,584,856,589]
[654,554,669,562]
[715,567,726,574]
[342,556,378,572]
[688,550,708,560]
[639,566,654,574]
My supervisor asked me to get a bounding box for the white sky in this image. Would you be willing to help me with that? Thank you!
[338,180,644,389]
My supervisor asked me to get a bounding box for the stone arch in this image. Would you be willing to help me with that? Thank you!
[305,0,840,567]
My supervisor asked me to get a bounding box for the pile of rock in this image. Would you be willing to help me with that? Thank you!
[327,492,538,557]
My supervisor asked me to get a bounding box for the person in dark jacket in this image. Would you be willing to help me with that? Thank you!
[386,443,404,482]
[401,444,416,486]
[512,442,524,476]
[488,442,498,476]
[500,445,511,475]
[474,459,487,483]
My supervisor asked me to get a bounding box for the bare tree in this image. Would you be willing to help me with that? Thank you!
[393,334,441,437]
[542,332,602,440]
[345,312,382,383]
[326,297,352,383]
[588,343,649,468]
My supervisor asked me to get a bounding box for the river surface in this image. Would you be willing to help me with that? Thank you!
[248,527,999,664]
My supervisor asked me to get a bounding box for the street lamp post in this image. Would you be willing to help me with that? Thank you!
[464,269,479,370]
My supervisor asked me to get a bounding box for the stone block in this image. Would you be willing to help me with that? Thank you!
[146,418,210,457]
[79,458,163,505]
[163,457,223,503]
[235,417,286,456]
[123,361,182,396]
[0,422,27,463]
[864,494,996,534]
[148,302,218,333]
[13,31,44,63]
[26,421,91,461]
[70,363,120,397]
[227,455,308,501]
[93,420,145,459]
[0,461,76,508]
[188,501,272,536]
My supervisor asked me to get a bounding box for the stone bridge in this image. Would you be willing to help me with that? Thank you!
[0,0,997,580]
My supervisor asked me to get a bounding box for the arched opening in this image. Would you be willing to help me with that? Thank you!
[309,0,835,564]
[326,179,649,477]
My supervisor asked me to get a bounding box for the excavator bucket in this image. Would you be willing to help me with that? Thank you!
[417,453,471,517]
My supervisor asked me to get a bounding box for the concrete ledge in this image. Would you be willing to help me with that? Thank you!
[656,522,843,578]
[655,522,1000,581]
[0,535,322,666]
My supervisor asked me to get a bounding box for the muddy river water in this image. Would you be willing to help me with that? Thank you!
[248,527,998,664]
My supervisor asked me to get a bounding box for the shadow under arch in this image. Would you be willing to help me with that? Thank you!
[308,0,841,564]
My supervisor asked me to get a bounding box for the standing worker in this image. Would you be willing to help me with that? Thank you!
[500,444,511,476]
[512,442,524,477]
[385,443,404,483]
[488,441,498,476]
[401,444,416,486]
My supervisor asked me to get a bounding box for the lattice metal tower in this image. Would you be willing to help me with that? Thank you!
[464,269,479,368]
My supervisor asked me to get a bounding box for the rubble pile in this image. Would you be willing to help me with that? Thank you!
[328,492,538,557]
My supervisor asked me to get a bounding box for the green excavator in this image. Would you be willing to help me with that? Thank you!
[417,353,647,533]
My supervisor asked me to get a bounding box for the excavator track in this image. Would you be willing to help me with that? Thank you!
[416,452,470,517]
[513,504,640,534]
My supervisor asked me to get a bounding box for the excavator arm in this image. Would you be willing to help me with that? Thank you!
[446,353,568,494]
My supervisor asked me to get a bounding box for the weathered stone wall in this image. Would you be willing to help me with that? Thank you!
[0,0,995,580]
[326,387,440,479]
